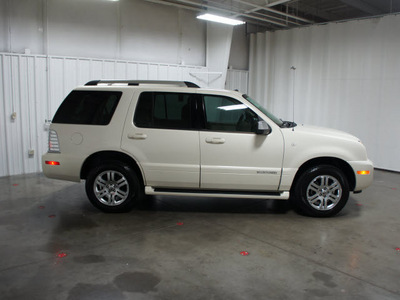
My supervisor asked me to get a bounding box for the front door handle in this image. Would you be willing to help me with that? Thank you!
[128,133,147,140]
[205,137,225,144]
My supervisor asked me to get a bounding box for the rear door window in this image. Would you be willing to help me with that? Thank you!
[134,92,195,130]
[52,91,122,125]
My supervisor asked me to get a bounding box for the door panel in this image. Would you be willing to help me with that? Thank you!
[200,95,284,191]
[124,129,200,188]
[200,131,283,190]
[121,91,200,188]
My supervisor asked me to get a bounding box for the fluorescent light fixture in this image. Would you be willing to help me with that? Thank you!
[197,13,245,26]
[218,104,247,111]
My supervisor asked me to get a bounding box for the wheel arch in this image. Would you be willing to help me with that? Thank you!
[80,151,145,186]
[291,157,356,192]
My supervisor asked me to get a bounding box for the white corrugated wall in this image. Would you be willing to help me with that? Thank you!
[248,14,400,172]
[225,69,249,94]
[0,53,208,177]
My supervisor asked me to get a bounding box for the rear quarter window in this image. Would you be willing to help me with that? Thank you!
[52,91,122,125]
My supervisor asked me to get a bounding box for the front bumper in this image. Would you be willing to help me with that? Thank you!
[348,159,374,191]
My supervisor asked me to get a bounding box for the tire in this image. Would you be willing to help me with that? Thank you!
[291,165,349,217]
[85,162,143,213]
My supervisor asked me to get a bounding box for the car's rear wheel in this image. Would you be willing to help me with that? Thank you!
[291,165,349,217]
[85,162,142,212]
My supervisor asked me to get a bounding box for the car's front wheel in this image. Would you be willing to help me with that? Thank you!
[291,165,349,217]
[85,162,142,213]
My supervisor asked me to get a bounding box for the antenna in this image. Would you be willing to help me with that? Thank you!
[290,66,296,131]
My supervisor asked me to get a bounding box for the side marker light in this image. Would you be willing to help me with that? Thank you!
[357,170,370,175]
[45,161,60,166]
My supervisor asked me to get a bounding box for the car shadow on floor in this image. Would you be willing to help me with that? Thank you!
[137,195,292,215]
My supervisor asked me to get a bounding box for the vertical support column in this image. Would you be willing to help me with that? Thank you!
[206,22,233,89]
[6,0,12,53]
[249,32,271,106]
[116,0,121,60]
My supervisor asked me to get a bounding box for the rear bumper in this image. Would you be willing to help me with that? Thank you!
[348,159,374,191]
[42,153,82,182]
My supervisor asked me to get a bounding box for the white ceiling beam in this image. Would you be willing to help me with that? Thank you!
[145,0,200,12]
[285,2,339,21]
[251,10,301,26]
[232,0,292,16]
[230,2,301,26]
[232,0,314,23]
[159,0,290,27]
[339,0,383,15]
[267,0,292,7]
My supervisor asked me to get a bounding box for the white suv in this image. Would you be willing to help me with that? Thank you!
[42,80,373,217]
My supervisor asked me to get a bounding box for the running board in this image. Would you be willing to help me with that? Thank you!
[145,186,290,200]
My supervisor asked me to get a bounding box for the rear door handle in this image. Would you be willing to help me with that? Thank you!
[128,133,147,140]
[205,137,225,144]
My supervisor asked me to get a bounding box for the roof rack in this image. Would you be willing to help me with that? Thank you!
[85,80,200,88]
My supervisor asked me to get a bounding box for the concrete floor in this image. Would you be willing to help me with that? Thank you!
[0,170,399,300]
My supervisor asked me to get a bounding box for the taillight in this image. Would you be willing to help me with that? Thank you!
[48,130,60,153]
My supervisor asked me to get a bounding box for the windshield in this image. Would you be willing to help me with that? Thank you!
[242,94,284,127]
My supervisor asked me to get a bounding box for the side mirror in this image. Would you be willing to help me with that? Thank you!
[256,121,271,135]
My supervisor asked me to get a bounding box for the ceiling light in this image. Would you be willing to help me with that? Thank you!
[197,13,245,26]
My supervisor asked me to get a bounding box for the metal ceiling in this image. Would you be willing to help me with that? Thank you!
[145,0,400,32]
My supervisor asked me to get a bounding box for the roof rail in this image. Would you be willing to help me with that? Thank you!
[85,80,200,88]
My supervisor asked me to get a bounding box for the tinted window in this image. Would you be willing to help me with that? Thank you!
[203,95,259,133]
[52,91,121,125]
[134,92,194,129]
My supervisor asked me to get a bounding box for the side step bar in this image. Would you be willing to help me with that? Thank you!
[145,187,290,200]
